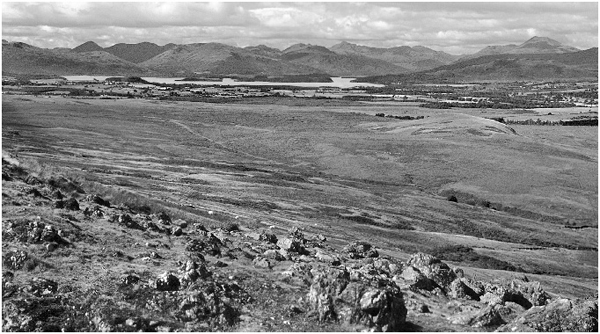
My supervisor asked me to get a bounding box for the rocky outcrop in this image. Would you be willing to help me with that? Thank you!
[306,265,407,331]
[497,298,598,332]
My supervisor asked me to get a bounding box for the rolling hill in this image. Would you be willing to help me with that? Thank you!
[329,41,459,71]
[281,43,409,76]
[357,47,599,84]
[2,36,595,80]
[104,42,177,63]
[464,36,580,60]
[2,41,156,77]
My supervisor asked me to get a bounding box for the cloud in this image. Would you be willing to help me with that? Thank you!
[2,2,597,54]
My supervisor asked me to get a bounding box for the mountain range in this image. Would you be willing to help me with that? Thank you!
[2,36,596,82]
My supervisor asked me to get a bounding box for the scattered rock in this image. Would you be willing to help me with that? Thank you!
[497,298,598,332]
[307,266,407,331]
[3,249,28,270]
[23,277,58,296]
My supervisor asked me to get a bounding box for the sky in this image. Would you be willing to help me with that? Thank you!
[2,1,598,55]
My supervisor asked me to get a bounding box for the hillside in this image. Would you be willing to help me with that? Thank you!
[282,44,409,76]
[1,42,157,77]
[358,48,599,84]
[330,41,458,71]
[2,95,597,332]
[2,36,595,79]
[104,42,177,63]
[464,36,580,60]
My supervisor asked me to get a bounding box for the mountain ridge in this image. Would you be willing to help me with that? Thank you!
[2,37,594,80]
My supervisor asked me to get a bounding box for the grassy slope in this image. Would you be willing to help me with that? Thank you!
[2,95,597,299]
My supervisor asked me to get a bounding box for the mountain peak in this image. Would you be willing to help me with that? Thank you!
[516,36,579,53]
[72,41,103,53]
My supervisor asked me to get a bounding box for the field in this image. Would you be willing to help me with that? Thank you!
[2,95,597,330]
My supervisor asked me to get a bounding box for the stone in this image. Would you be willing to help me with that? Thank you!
[121,274,140,285]
[395,266,436,291]
[277,237,305,254]
[263,249,286,261]
[45,242,59,252]
[86,194,110,207]
[448,278,480,300]
[307,266,407,331]
[315,249,341,265]
[252,257,271,269]
[3,249,28,270]
[171,226,183,236]
[155,272,180,291]
[406,253,457,292]
[157,211,172,225]
[64,198,80,211]
[343,241,379,259]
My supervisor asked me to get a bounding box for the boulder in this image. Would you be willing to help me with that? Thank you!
[307,266,407,331]
[315,249,341,265]
[155,272,180,291]
[121,274,140,285]
[343,241,379,259]
[64,198,79,211]
[277,237,305,254]
[448,278,480,301]
[86,194,110,207]
[3,249,28,270]
[252,257,271,269]
[497,298,598,332]
[406,253,457,292]
[171,226,183,237]
[157,211,171,225]
[263,249,286,261]
[395,266,436,291]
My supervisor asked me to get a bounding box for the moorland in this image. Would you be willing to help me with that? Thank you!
[2,91,598,331]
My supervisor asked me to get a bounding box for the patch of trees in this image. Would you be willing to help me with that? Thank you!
[505,118,598,126]
[375,113,425,120]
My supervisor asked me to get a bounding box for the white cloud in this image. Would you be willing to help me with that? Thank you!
[2,2,597,54]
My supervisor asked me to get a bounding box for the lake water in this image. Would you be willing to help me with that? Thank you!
[62,76,383,88]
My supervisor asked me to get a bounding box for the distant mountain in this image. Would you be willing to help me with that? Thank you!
[329,41,459,71]
[281,43,409,76]
[72,41,104,53]
[2,41,157,76]
[3,37,595,80]
[243,45,282,59]
[466,36,580,59]
[140,42,321,76]
[104,42,177,63]
[358,48,598,84]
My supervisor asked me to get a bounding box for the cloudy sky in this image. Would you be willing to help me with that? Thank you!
[2,2,598,55]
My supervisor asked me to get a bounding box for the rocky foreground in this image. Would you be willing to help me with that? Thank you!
[2,156,598,332]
